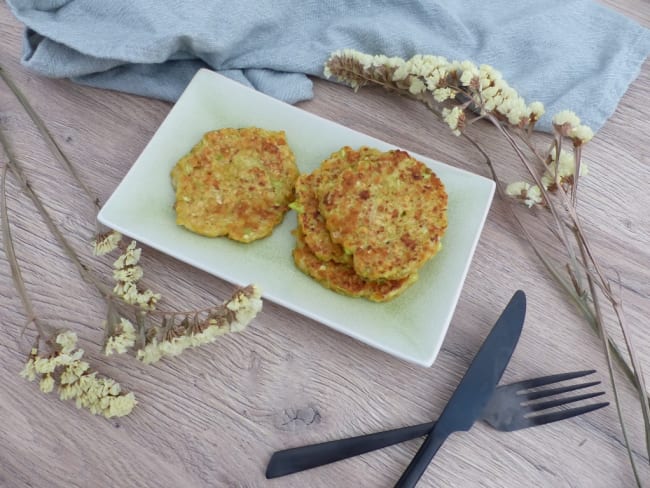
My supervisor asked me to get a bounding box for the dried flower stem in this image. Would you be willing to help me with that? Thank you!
[0,162,51,342]
[325,49,649,484]
[482,123,647,394]
[488,88,650,484]
[0,130,113,300]
[136,285,262,364]
[486,120,648,485]
[1,63,264,419]
[0,67,100,211]
[20,330,137,417]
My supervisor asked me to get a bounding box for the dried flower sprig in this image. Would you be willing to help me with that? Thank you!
[137,285,262,364]
[104,317,137,356]
[111,239,161,311]
[0,66,264,418]
[93,231,263,363]
[19,330,137,418]
[325,49,649,485]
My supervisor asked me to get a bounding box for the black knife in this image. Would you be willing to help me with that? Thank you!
[394,290,526,487]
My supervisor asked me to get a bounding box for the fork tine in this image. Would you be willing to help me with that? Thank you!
[514,370,596,390]
[523,381,601,400]
[525,391,606,412]
[526,401,610,427]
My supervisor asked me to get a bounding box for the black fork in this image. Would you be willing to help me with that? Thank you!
[481,370,606,432]
[266,370,608,479]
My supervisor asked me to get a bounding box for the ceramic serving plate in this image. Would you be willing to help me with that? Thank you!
[98,69,495,367]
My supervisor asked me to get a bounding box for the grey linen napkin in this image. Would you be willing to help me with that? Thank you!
[7,0,650,132]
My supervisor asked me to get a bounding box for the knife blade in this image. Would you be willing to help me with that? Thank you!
[394,290,526,488]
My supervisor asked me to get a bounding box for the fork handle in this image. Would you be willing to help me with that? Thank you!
[265,420,437,479]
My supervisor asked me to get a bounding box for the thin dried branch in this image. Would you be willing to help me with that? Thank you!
[0,130,112,300]
[325,49,650,484]
[1,63,266,421]
[0,161,52,341]
[0,67,100,211]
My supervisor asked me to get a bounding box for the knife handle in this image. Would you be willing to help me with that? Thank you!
[394,431,448,488]
[265,420,437,479]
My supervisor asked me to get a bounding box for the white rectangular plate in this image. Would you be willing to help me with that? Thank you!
[98,69,495,367]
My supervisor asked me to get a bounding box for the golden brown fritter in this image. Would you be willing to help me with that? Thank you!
[171,127,299,243]
[290,146,447,302]
[292,228,418,302]
[311,146,362,203]
[296,146,388,264]
[292,172,351,264]
[318,148,447,281]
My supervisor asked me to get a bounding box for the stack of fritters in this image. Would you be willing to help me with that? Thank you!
[292,146,448,302]
[171,127,299,243]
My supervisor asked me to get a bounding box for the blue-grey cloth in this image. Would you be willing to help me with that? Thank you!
[7,0,650,132]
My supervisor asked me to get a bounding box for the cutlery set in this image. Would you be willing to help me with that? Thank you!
[266,290,609,486]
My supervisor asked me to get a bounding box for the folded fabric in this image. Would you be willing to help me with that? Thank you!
[7,0,650,132]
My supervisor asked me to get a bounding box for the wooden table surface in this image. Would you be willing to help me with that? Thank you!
[1,2,648,487]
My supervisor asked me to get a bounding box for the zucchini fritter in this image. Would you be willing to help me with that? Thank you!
[171,127,299,243]
[292,146,447,301]
[295,146,390,264]
[293,172,351,264]
[319,148,447,281]
[292,228,418,302]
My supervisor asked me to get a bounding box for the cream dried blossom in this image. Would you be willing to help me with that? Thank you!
[451,62,531,126]
[505,181,543,207]
[570,124,594,146]
[59,359,90,386]
[136,285,263,364]
[92,230,122,256]
[474,78,532,126]
[409,77,426,95]
[104,318,136,355]
[34,356,57,374]
[459,61,480,87]
[226,286,264,332]
[39,374,54,393]
[112,240,161,310]
[442,106,465,136]
[93,236,162,310]
[543,148,589,189]
[325,49,378,75]
[433,87,455,102]
[502,96,531,126]
[553,110,581,127]
[113,265,144,283]
[134,289,161,310]
[479,64,503,87]
[552,110,581,136]
[72,374,136,417]
[19,348,38,381]
[106,392,137,418]
[528,101,545,123]
[424,65,451,91]
[326,51,594,160]
[391,54,458,93]
[56,330,78,354]
[114,240,141,268]
[20,330,137,418]
[326,50,540,129]
[114,281,138,302]
[136,340,164,365]
[324,49,404,91]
